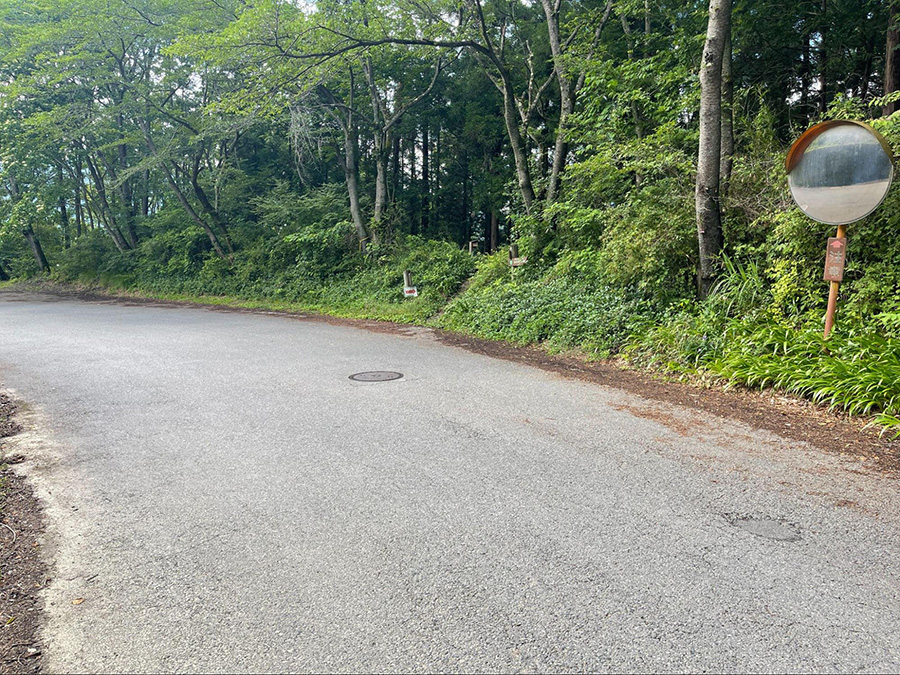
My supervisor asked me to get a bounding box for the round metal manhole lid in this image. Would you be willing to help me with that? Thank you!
[349,371,403,382]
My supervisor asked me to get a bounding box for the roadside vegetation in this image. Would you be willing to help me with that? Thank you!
[1,0,899,436]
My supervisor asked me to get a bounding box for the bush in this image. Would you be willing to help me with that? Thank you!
[440,250,660,357]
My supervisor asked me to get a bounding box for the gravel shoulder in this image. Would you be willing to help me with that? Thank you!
[0,393,46,674]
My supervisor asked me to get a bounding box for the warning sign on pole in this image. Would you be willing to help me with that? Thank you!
[823,237,847,282]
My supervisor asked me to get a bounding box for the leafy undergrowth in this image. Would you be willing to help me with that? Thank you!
[437,249,662,357]
[711,323,900,438]
[57,235,476,325]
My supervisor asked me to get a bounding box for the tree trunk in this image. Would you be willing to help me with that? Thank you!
[116,113,139,248]
[409,134,418,236]
[801,35,811,118]
[421,125,430,236]
[541,0,574,206]
[861,32,875,99]
[500,76,536,213]
[56,164,70,249]
[720,31,734,203]
[390,131,402,203]
[74,158,84,239]
[0,260,9,281]
[490,209,499,253]
[159,160,229,261]
[22,225,50,273]
[695,0,731,299]
[84,155,130,251]
[119,152,138,248]
[343,120,369,243]
[141,169,150,217]
[373,131,389,226]
[819,0,828,116]
[190,155,235,255]
[462,154,471,243]
[435,126,441,229]
[885,1,900,116]
[5,174,50,273]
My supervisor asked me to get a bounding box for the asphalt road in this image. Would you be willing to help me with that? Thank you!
[1,293,899,673]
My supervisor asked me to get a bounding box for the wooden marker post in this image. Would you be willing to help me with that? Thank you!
[823,224,847,339]
[508,243,527,268]
[402,270,418,298]
[468,241,477,255]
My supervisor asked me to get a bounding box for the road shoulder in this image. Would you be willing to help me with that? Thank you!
[0,393,46,674]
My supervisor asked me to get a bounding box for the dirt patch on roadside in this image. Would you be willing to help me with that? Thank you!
[0,394,46,674]
[4,285,899,475]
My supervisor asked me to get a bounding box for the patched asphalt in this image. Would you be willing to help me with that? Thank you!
[1,294,899,673]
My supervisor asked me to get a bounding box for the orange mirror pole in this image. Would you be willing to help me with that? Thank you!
[823,223,847,339]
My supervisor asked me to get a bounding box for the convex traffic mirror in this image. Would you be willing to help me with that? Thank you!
[786,120,894,226]
[786,120,894,338]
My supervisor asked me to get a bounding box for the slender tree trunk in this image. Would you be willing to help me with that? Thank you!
[22,225,50,273]
[190,155,235,255]
[159,160,229,261]
[421,125,430,235]
[141,169,150,217]
[84,155,130,251]
[56,164,70,249]
[408,134,418,235]
[860,32,875,99]
[435,126,441,229]
[885,1,900,115]
[819,0,828,116]
[118,133,138,248]
[6,175,51,272]
[695,0,731,299]
[541,0,574,206]
[343,121,369,243]
[0,260,9,281]
[85,197,97,231]
[390,132,402,202]
[101,130,139,248]
[318,81,370,244]
[490,208,499,253]
[373,131,390,226]
[462,154,470,243]
[499,76,536,213]
[801,35,811,118]
[620,9,645,189]
[720,31,734,203]
[74,158,84,239]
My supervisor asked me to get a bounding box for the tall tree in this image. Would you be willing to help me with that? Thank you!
[886,0,900,115]
[695,0,731,298]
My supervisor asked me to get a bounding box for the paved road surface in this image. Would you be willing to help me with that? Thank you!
[1,293,899,673]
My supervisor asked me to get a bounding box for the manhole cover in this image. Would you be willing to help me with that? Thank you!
[349,371,403,382]
[730,516,801,542]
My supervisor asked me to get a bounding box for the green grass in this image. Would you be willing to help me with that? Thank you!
[710,323,900,437]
